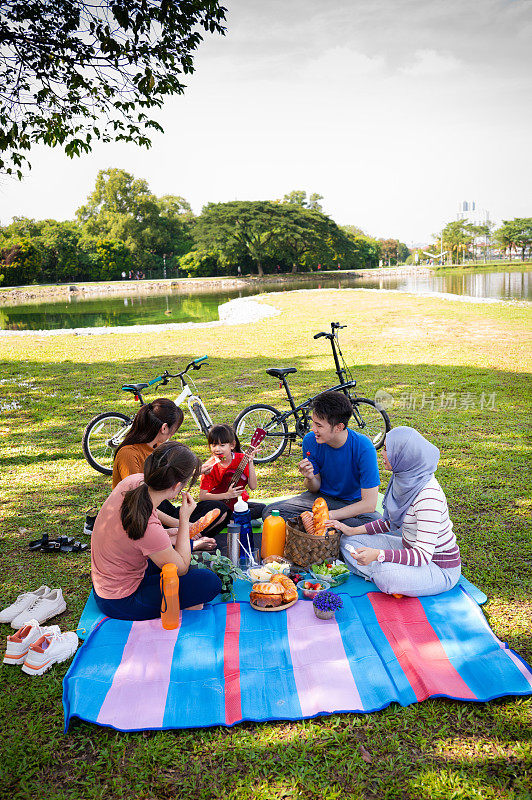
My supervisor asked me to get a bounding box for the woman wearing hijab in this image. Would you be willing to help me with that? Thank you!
[326,426,461,596]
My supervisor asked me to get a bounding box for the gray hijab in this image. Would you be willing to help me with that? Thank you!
[382,426,440,533]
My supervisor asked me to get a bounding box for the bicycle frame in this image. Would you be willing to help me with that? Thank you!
[265,379,358,437]
[109,358,213,446]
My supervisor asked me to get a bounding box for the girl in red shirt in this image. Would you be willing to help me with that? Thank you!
[199,425,265,519]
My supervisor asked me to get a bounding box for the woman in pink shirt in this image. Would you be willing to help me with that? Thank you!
[92,441,221,619]
[327,426,461,597]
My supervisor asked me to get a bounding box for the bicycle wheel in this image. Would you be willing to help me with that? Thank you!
[350,398,391,449]
[82,412,132,475]
[234,404,289,464]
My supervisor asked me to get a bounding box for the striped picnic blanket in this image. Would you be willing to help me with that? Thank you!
[63,586,532,732]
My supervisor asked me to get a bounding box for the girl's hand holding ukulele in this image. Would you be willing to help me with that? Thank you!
[224,487,243,501]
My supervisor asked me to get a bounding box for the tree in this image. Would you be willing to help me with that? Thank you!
[274,206,357,273]
[437,220,477,265]
[494,218,532,261]
[282,190,324,212]
[341,228,381,269]
[193,201,287,276]
[0,1,226,177]
[76,168,193,270]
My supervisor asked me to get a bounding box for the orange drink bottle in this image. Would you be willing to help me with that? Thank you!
[261,510,286,559]
[160,563,180,630]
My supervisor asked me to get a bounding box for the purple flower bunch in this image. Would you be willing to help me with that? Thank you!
[313,591,343,612]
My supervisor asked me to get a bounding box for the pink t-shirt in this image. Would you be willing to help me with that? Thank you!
[91,474,172,599]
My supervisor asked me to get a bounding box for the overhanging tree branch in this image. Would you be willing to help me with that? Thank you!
[0,0,227,177]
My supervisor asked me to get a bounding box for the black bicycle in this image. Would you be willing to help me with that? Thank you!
[233,322,391,464]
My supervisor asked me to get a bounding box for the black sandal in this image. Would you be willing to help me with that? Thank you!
[60,540,88,553]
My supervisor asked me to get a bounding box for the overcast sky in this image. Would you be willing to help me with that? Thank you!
[0,0,530,244]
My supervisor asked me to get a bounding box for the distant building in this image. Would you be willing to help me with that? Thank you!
[456,201,494,259]
[457,200,490,227]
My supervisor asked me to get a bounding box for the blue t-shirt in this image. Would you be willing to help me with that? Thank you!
[302,429,380,503]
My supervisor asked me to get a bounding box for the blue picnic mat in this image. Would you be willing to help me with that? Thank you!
[64,586,532,733]
[76,573,487,640]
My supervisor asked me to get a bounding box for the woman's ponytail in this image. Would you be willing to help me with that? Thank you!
[120,483,153,541]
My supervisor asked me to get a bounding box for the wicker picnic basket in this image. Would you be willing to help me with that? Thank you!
[284,516,341,568]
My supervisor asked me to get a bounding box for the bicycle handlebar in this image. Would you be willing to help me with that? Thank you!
[313,332,330,339]
[148,375,164,385]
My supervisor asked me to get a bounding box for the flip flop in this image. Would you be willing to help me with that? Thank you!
[60,541,88,553]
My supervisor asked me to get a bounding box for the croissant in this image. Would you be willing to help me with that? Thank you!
[300,511,315,536]
[312,497,329,537]
[188,508,221,538]
[270,574,298,603]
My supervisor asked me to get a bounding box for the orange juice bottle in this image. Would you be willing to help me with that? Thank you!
[261,511,286,559]
[160,563,180,630]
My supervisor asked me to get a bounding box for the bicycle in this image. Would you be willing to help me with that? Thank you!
[82,356,213,475]
[233,322,391,464]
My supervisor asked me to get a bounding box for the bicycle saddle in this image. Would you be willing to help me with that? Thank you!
[266,367,297,379]
[121,383,149,392]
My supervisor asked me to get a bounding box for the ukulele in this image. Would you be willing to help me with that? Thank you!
[211,428,266,509]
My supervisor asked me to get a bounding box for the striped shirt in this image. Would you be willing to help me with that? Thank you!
[365,477,461,568]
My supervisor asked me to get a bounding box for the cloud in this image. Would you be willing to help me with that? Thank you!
[400,49,462,77]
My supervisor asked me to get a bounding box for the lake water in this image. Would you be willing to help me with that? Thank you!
[1,268,529,330]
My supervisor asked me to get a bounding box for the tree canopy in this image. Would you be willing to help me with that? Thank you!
[191,201,359,276]
[494,218,532,261]
[0,0,226,177]
[76,168,193,269]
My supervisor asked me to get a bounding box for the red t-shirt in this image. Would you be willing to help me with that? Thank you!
[200,453,250,508]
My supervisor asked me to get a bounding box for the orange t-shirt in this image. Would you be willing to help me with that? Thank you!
[112,442,155,488]
[91,474,171,599]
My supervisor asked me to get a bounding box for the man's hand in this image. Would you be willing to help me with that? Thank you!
[351,547,380,566]
[298,457,315,479]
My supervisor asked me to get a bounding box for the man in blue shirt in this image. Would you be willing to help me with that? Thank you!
[262,391,382,526]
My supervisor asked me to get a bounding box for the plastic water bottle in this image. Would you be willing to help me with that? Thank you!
[160,563,180,630]
[233,496,254,559]
[261,510,286,559]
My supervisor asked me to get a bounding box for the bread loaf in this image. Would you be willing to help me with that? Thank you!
[312,497,329,537]
[270,574,298,603]
[250,581,284,608]
[189,508,221,538]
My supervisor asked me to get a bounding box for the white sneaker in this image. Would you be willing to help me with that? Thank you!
[22,630,79,676]
[3,619,61,665]
[10,588,66,629]
[0,585,52,624]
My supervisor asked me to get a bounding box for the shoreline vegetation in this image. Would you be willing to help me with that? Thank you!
[1,289,531,798]
[0,261,528,307]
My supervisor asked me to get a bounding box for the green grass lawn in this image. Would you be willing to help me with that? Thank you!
[1,288,531,800]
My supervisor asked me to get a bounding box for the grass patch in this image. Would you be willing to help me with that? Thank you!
[0,288,531,799]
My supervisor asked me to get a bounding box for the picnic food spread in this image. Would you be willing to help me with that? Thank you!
[311,561,350,580]
[249,582,284,608]
[250,574,298,608]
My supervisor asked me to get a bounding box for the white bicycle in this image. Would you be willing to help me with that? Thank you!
[82,356,214,475]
